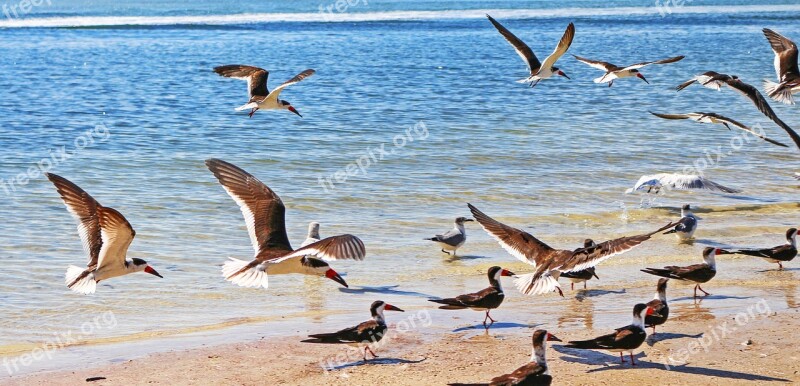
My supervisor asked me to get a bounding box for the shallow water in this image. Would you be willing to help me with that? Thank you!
[0,0,799,376]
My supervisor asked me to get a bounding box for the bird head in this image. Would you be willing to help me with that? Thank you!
[554,67,570,79]
[130,257,163,278]
[281,100,302,117]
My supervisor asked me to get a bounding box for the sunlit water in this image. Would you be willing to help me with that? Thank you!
[0,0,798,376]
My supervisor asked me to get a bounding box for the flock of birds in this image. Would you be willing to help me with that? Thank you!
[39,14,800,386]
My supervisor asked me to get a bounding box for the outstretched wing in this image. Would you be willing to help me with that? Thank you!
[541,23,575,71]
[705,112,789,148]
[45,173,103,267]
[573,55,618,72]
[468,203,554,266]
[267,69,315,100]
[213,65,269,98]
[649,111,691,120]
[723,78,800,150]
[274,235,366,262]
[622,55,685,71]
[486,14,540,72]
[205,158,292,256]
[96,207,136,271]
[562,222,675,273]
[763,28,799,80]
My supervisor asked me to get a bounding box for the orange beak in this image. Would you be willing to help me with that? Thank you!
[325,269,348,287]
[144,266,163,278]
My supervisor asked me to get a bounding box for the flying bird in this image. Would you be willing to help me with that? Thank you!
[675,71,739,91]
[486,15,575,87]
[625,174,741,195]
[429,266,515,329]
[762,28,800,105]
[649,111,788,147]
[468,203,674,296]
[573,54,684,87]
[45,173,163,295]
[213,65,314,118]
[205,159,365,289]
[726,228,797,270]
[425,217,473,256]
[302,300,403,361]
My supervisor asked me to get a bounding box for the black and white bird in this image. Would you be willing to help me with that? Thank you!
[625,174,741,195]
[762,28,800,105]
[425,217,473,256]
[663,204,698,242]
[205,159,365,289]
[213,65,315,118]
[560,239,600,290]
[645,279,669,334]
[573,54,684,87]
[649,111,788,147]
[642,247,720,298]
[675,71,739,91]
[45,173,163,294]
[727,228,797,270]
[486,15,575,87]
[429,266,515,329]
[301,222,321,248]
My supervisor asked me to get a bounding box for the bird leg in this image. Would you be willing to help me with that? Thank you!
[652,326,657,334]
[556,287,564,297]
[696,284,710,296]
[584,281,587,290]
[608,80,614,88]
[441,249,451,255]
[530,79,540,88]
[366,347,379,359]
[619,352,626,363]
[571,282,575,291]
[248,108,258,118]
[630,353,636,366]
[483,310,496,329]
[779,262,784,270]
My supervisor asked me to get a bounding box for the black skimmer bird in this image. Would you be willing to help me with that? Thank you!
[625,174,741,195]
[573,54,684,87]
[649,111,788,148]
[301,221,321,248]
[45,173,162,294]
[468,203,675,296]
[486,15,575,87]
[726,228,797,270]
[429,266,514,329]
[762,28,800,105]
[560,239,600,290]
[425,217,472,255]
[645,279,669,334]
[642,247,720,298]
[675,71,739,91]
[213,65,314,118]
[449,330,561,386]
[301,300,403,361]
[663,204,698,242]
[205,159,365,289]
[565,303,658,366]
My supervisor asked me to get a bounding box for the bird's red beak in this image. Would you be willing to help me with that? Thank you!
[288,106,302,117]
[501,269,515,277]
[546,333,562,342]
[558,70,570,80]
[325,269,348,287]
[144,266,163,278]
[646,307,655,316]
[637,73,649,84]
[384,304,405,312]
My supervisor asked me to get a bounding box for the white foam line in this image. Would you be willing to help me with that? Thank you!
[1,5,799,28]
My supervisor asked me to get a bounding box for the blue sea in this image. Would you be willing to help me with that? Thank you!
[0,0,798,376]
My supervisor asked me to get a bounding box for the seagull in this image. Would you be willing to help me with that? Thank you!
[663,204,698,242]
[429,266,515,329]
[762,28,800,105]
[649,111,788,147]
[565,303,659,366]
[675,71,739,91]
[205,159,365,289]
[449,330,561,386]
[486,15,575,87]
[213,65,315,118]
[301,300,404,361]
[468,203,675,296]
[425,217,473,256]
[45,173,163,295]
[560,239,600,290]
[573,54,684,87]
[726,228,797,270]
[301,222,321,248]
[642,247,720,298]
[644,278,669,334]
[625,174,741,195]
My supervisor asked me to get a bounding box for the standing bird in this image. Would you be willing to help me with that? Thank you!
[675,71,739,91]
[762,28,800,105]
[301,300,404,361]
[468,204,675,296]
[573,54,684,87]
[560,239,600,290]
[486,15,574,87]
[205,159,365,289]
[645,279,670,334]
[649,111,788,147]
[663,204,698,242]
[625,173,741,195]
[565,303,658,366]
[429,266,515,329]
[301,221,321,247]
[726,228,797,270]
[449,330,562,386]
[213,65,315,118]
[45,173,163,295]
[642,247,720,298]
[425,217,473,256]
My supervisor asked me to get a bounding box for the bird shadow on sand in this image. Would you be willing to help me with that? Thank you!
[671,294,753,302]
[755,267,800,273]
[645,332,704,346]
[324,357,427,371]
[552,346,790,382]
[574,289,626,301]
[444,254,492,263]
[338,285,436,298]
[452,322,542,333]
